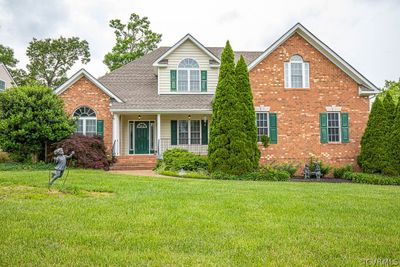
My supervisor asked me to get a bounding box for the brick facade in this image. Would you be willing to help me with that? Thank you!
[59,76,113,153]
[250,33,369,169]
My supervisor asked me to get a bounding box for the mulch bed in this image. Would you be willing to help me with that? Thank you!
[290,177,351,183]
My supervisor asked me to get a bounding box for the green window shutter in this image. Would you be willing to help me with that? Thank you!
[341,113,349,143]
[269,113,277,144]
[201,70,207,92]
[96,120,104,138]
[320,113,328,143]
[171,120,177,145]
[170,70,177,91]
[201,120,208,145]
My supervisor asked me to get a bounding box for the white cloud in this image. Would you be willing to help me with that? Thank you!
[0,0,398,87]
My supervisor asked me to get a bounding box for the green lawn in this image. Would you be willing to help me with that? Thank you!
[0,170,399,266]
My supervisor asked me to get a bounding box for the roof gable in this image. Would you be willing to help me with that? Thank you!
[153,34,221,67]
[0,63,16,85]
[248,23,379,94]
[55,69,123,103]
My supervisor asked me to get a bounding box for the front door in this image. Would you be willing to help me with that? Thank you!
[135,121,149,154]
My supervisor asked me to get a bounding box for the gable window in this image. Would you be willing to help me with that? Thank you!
[177,58,200,92]
[284,55,309,88]
[73,106,97,136]
[0,80,5,92]
[256,112,269,142]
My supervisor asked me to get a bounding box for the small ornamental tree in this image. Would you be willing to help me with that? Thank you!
[358,96,389,173]
[209,41,246,175]
[235,56,260,171]
[0,85,75,162]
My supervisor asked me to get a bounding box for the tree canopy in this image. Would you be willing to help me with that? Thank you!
[104,13,162,71]
[0,44,18,68]
[0,85,75,162]
[27,37,90,88]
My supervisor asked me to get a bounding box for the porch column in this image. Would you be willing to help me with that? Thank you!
[157,114,161,156]
[112,113,120,156]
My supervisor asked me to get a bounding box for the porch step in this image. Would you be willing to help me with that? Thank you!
[110,155,157,171]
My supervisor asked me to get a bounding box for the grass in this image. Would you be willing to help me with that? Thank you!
[0,170,399,266]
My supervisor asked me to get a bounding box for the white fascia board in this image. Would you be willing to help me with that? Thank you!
[152,34,220,67]
[109,109,212,114]
[54,68,124,103]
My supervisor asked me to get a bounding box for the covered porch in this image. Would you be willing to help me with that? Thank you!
[111,112,211,158]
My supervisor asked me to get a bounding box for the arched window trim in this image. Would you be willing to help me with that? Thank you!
[73,106,97,136]
[177,58,201,92]
[285,54,309,89]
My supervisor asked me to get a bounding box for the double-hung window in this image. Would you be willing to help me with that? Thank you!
[320,111,349,144]
[178,120,201,145]
[284,55,309,88]
[256,112,269,142]
[327,112,340,142]
[177,58,200,92]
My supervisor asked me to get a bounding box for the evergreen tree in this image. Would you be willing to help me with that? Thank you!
[208,41,246,175]
[390,103,400,175]
[235,56,260,171]
[382,92,397,174]
[358,97,389,173]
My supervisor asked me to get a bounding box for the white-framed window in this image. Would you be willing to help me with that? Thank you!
[0,80,5,92]
[178,120,201,145]
[177,58,200,92]
[284,55,309,88]
[256,112,269,142]
[327,112,341,143]
[73,106,97,136]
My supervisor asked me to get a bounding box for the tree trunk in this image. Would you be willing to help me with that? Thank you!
[31,153,39,164]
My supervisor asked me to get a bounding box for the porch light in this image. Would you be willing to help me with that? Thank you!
[203,116,207,122]
[188,114,191,120]
[138,115,141,120]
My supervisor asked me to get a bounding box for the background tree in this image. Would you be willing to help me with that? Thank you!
[358,96,389,173]
[104,13,162,71]
[209,41,247,175]
[0,85,75,162]
[235,56,260,171]
[390,102,400,175]
[0,44,18,67]
[27,37,90,88]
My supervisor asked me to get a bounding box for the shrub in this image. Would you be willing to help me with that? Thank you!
[343,172,400,186]
[308,157,331,177]
[333,164,353,178]
[0,151,11,163]
[52,134,109,170]
[270,162,298,178]
[162,148,208,171]
[211,171,237,180]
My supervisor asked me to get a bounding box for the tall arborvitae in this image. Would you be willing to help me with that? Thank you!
[382,92,397,174]
[390,103,400,175]
[358,97,389,173]
[208,41,245,175]
[235,56,260,171]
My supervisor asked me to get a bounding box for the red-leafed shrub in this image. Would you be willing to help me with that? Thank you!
[51,134,109,170]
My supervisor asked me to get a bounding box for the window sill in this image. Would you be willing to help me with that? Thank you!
[284,87,310,90]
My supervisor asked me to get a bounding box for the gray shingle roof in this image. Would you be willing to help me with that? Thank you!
[99,47,262,111]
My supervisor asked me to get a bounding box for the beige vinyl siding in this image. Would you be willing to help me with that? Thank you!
[158,40,219,94]
[0,65,14,89]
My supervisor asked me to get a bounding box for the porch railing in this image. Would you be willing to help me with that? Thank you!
[158,138,208,156]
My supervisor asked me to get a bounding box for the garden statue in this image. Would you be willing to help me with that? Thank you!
[48,148,74,188]
[314,163,321,179]
[303,164,310,179]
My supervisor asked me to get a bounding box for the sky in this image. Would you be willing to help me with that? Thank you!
[0,0,399,88]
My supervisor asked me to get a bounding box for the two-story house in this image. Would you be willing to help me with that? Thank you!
[55,23,379,170]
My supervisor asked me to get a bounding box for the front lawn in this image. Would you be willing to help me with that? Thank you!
[0,170,399,266]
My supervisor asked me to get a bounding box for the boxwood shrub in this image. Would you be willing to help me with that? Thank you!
[159,148,208,172]
[333,164,353,178]
[343,172,400,185]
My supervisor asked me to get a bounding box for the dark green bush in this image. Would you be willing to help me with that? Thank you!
[161,148,208,171]
[343,172,400,185]
[308,157,331,177]
[333,165,353,178]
